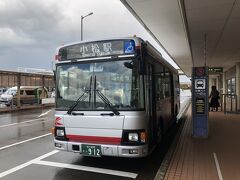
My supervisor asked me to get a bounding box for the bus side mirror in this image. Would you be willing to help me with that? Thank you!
[124,62,133,69]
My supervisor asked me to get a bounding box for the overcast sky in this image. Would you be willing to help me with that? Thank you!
[0,0,190,81]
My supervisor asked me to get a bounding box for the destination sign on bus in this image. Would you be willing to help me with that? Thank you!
[59,40,135,61]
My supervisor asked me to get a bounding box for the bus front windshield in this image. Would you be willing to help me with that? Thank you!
[56,59,144,110]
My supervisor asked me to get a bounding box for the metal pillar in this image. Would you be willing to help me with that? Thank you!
[236,62,240,111]
[17,73,21,108]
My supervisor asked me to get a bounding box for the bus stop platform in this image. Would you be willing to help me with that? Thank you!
[155,106,240,180]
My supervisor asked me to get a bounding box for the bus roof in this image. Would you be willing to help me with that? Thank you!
[144,41,178,74]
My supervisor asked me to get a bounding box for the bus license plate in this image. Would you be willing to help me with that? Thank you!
[81,144,101,157]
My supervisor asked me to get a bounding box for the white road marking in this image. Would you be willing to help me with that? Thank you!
[34,160,138,179]
[38,109,52,118]
[213,153,223,180]
[0,118,46,128]
[0,150,59,178]
[0,133,51,151]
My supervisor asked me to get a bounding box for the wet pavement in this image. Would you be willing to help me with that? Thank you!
[0,98,190,180]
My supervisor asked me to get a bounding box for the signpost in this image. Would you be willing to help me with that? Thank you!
[209,67,223,74]
[192,67,209,138]
[58,40,136,61]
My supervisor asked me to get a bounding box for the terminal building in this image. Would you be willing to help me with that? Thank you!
[0,69,54,109]
[120,1,240,179]
[121,0,240,113]
[0,69,54,90]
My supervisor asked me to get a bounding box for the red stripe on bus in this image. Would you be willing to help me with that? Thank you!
[66,134,121,145]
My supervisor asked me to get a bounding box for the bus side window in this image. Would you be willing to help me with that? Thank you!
[154,64,164,100]
[164,69,171,98]
[155,77,164,100]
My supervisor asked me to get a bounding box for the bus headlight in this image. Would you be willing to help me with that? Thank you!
[56,129,65,137]
[122,130,147,145]
[55,127,68,141]
[128,133,138,142]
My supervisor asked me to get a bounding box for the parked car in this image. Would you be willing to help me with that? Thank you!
[0,87,16,106]
[0,88,7,95]
[51,90,55,98]
[0,86,48,106]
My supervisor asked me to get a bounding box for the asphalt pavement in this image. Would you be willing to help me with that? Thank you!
[0,99,190,180]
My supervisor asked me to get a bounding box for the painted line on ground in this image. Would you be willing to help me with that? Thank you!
[176,97,191,123]
[213,153,223,180]
[38,109,52,118]
[34,160,138,179]
[0,150,59,178]
[0,133,51,151]
[0,118,46,128]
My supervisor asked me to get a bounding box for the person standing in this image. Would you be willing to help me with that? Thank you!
[209,86,220,111]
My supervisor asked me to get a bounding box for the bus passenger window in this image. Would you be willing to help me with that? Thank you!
[164,81,171,98]
[155,77,164,100]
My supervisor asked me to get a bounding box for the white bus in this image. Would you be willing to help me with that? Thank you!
[53,37,180,158]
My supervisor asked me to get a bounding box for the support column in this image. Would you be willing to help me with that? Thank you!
[42,75,45,104]
[0,73,2,87]
[223,72,226,94]
[216,76,220,91]
[236,63,240,111]
[219,74,223,94]
[17,74,21,109]
[209,77,213,94]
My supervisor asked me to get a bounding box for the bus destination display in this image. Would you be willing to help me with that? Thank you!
[59,40,135,60]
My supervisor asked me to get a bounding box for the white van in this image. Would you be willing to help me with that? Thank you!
[0,86,48,106]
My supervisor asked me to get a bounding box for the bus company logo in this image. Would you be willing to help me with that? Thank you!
[55,117,63,126]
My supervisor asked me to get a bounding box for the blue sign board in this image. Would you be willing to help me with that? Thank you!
[192,67,209,138]
[124,40,135,54]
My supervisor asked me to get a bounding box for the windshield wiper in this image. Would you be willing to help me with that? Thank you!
[67,77,92,115]
[66,90,89,115]
[95,90,120,115]
[94,76,120,116]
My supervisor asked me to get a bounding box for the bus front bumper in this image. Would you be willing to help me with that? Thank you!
[54,139,148,158]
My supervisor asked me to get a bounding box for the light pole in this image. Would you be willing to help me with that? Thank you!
[81,12,93,41]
